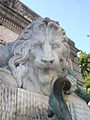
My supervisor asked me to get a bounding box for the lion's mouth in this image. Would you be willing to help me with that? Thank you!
[38,68,55,84]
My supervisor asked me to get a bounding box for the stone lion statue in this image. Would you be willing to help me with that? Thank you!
[0,17,90,120]
[0,17,70,96]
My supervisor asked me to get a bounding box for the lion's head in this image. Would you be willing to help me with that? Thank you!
[9,17,70,96]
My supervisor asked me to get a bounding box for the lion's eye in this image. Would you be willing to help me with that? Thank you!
[52,44,59,49]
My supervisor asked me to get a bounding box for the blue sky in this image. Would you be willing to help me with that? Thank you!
[20,0,90,53]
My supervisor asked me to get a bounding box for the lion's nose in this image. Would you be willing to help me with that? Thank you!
[41,58,55,64]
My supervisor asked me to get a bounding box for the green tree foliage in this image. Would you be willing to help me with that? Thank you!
[78,51,90,93]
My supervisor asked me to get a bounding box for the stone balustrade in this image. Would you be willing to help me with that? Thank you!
[0,82,50,120]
